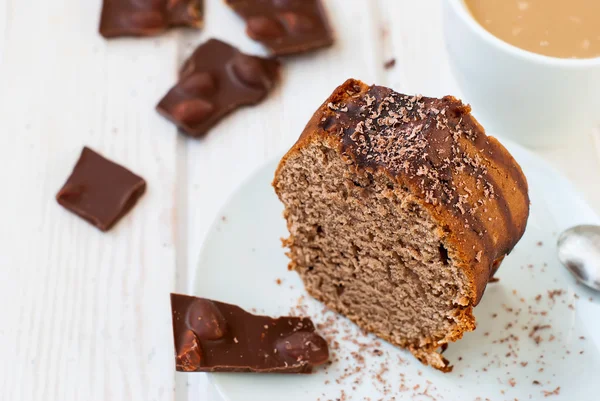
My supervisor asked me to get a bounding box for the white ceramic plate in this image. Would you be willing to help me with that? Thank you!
[194,137,600,401]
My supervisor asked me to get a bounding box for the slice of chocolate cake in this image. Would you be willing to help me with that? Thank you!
[273,79,530,371]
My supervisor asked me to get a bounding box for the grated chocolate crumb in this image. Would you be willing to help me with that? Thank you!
[542,386,560,397]
[383,58,396,69]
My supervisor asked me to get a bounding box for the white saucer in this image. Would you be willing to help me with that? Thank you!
[194,137,600,401]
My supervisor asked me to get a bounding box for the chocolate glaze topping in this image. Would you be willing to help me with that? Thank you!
[316,80,529,304]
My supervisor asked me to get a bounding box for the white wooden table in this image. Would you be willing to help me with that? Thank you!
[1,1,599,400]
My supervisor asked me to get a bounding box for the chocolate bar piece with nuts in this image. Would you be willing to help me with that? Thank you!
[225,0,333,56]
[99,0,204,38]
[156,38,280,138]
[170,293,329,373]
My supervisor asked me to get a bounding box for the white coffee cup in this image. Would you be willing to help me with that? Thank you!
[442,0,600,148]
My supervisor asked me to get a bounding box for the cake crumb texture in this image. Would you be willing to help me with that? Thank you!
[273,79,530,371]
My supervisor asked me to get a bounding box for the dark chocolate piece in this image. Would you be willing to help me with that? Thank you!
[56,147,146,231]
[170,293,329,373]
[225,0,333,56]
[156,39,280,138]
[99,0,204,38]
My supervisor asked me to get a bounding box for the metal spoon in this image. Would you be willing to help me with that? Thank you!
[557,225,600,292]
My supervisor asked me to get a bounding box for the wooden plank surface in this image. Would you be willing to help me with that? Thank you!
[0,0,599,401]
[0,0,180,400]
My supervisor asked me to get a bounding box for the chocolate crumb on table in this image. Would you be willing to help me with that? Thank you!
[383,58,396,69]
[224,0,334,56]
[99,0,204,38]
[170,293,329,373]
[56,147,146,231]
[156,39,280,138]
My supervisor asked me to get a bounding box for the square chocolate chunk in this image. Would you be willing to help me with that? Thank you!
[156,39,280,138]
[56,147,146,231]
[99,0,204,38]
[225,0,334,56]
